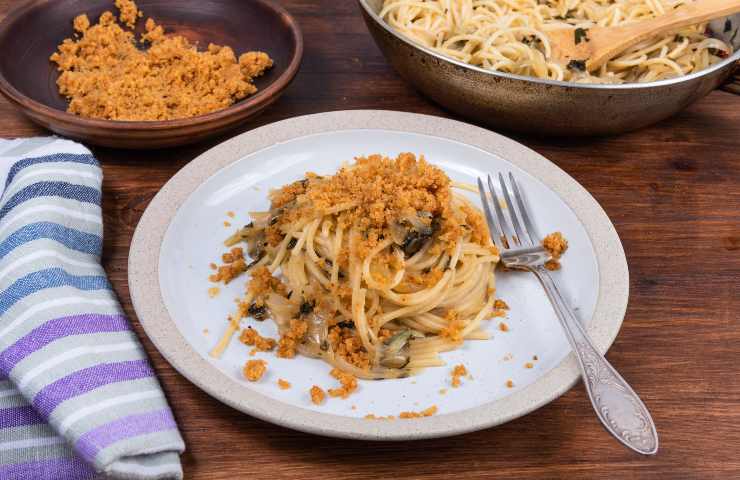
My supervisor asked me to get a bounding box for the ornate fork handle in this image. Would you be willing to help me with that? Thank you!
[531,265,659,455]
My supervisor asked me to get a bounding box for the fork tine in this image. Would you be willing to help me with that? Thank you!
[477,177,504,250]
[498,173,531,246]
[487,174,515,249]
[508,172,540,243]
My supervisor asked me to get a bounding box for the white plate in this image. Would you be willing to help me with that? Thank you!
[129,110,628,440]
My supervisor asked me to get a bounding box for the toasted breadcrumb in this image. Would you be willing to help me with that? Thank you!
[506,379,514,388]
[439,388,447,395]
[50,0,273,121]
[277,319,308,358]
[114,0,141,28]
[239,327,276,352]
[227,211,236,218]
[439,310,465,342]
[310,385,326,405]
[533,355,539,361]
[498,322,509,332]
[73,14,90,32]
[207,287,220,298]
[243,359,266,382]
[399,405,438,418]
[248,266,287,298]
[277,379,291,390]
[210,247,247,284]
[365,414,395,420]
[451,364,468,388]
[525,362,534,369]
[328,368,358,399]
[543,232,568,271]
[224,221,232,227]
[493,299,509,310]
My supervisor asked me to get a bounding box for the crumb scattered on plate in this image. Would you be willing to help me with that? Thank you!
[224,221,232,227]
[506,379,514,388]
[451,364,467,388]
[498,322,509,332]
[328,368,358,399]
[494,299,509,310]
[399,405,437,419]
[208,287,220,298]
[524,362,534,369]
[243,359,266,382]
[365,414,395,420]
[239,327,276,352]
[277,379,291,390]
[310,385,326,405]
[439,388,447,395]
[543,232,568,271]
[227,211,235,218]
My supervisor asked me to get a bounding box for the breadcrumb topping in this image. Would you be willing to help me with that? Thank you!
[239,327,276,352]
[399,405,438,418]
[209,247,247,284]
[310,385,326,405]
[328,368,358,399]
[543,232,568,271]
[243,359,266,382]
[439,310,465,343]
[277,319,308,358]
[50,0,273,121]
[451,364,468,388]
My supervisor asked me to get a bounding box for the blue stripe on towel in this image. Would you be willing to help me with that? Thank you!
[0,182,100,222]
[5,154,99,190]
[0,222,102,261]
[0,268,111,316]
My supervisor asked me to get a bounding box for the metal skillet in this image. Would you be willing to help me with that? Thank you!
[359,1,740,136]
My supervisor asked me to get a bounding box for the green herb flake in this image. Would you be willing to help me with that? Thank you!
[574,28,589,45]
[567,59,587,72]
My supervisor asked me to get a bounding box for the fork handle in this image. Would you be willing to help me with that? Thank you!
[531,265,659,455]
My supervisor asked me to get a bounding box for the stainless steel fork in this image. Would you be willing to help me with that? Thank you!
[478,173,659,455]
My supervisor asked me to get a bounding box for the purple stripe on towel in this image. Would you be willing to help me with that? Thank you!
[0,457,96,480]
[33,360,154,418]
[76,409,178,462]
[0,405,45,428]
[0,313,129,373]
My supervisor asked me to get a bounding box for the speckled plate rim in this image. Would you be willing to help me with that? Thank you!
[128,110,629,440]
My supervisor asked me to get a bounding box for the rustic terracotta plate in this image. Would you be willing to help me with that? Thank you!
[0,0,302,149]
[129,110,630,440]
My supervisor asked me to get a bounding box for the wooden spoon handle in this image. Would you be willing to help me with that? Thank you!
[589,0,740,70]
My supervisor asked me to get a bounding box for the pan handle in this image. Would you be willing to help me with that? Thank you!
[720,61,740,95]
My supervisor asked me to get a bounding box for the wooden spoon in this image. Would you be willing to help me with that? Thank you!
[548,0,740,72]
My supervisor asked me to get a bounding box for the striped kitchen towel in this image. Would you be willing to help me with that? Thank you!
[0,138,185,479]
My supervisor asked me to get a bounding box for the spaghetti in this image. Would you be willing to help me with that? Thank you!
[379,0,733,83]
[209,153,501,379]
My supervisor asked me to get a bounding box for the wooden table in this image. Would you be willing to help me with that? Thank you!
[2,1,739,478]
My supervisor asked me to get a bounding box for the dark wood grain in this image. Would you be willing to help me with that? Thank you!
[2,0,740,478]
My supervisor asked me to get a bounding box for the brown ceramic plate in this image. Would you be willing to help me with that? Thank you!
[0,0,303,149]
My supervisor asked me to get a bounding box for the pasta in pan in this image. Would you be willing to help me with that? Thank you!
[380,0,734,83]
[209,154,501,379]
